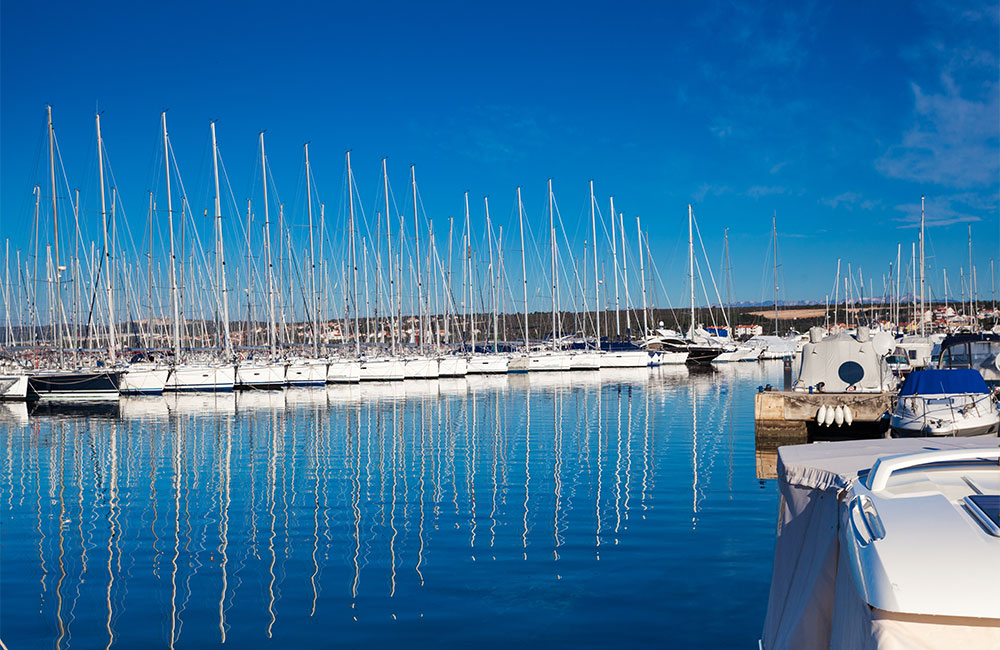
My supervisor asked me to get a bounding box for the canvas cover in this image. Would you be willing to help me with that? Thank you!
[898,368,989,396]
[762,437,1000,650]
[795,332,897,393]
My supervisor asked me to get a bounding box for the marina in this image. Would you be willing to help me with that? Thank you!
[1,363,781,649]
[3,2,999,648]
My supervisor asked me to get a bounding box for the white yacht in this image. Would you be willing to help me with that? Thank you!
[234,359,286,389]
[467,353,510,374]
[0,372,29,400]
[402,355,440,379]
[327,358,362,383]
[793,326,898,393]
[527,350,573,371]
[890,369,999,437]
[285,358,327,386]
[763,438,1000,649]
[438,355,469,377]
[165,363,236,392]
[120,359,170,395]
[358,356,405,381]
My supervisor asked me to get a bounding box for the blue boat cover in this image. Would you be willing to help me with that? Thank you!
[898,368,989,395]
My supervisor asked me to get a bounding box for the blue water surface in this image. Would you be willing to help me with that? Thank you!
[0,363,780,649]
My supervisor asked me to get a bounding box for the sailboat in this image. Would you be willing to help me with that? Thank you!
[162,118,235,391]
[25,106,122,400]
[528,180,574,372]
[467,194,509,374]
[234,132,287,389]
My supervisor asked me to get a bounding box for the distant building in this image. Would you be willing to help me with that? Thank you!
[735,324,762,338]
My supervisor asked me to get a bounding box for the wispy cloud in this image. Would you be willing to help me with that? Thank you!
[747,185,786,198]
[893,194,991,228]
[876,80,999,188]
[820,192,883,211]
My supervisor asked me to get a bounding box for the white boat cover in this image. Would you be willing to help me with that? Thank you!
[762,437,1000,649]
[794,331,897,393]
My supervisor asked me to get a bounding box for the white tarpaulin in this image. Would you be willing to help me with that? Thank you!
[794,331,897,393]
[761,437,1000,650]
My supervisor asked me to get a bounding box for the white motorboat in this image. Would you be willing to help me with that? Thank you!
[836,447,1000,642]
[358,357,405,381]
[793,326,898,393]
[120,361,170,395]
[165,363,235,392]
[438,355,469,377]
[0,372,29,400]
[937,333,1000,387]
[285,358,328,386]
[656,351,689,365]
[746,334,798,360]
[467,353,509,374]
[890,369,999,437]
[327,358,361,383]
[763,438,1000,649]
[235,360,286,389]
[894,334,943,370]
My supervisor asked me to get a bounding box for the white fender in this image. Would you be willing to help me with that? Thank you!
[835,405,845,426]
[843,405,854,425]
[817,405,827,424]
[824,404,836,427]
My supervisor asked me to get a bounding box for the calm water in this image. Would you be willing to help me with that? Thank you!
[1,363,781,649]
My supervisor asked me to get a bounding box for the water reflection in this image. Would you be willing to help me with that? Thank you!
[0,362,782,649]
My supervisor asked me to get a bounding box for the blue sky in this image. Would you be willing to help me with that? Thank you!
[2,0,998,311]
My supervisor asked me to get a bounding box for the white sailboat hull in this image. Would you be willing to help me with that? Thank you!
[359,358,405,381]
[285,360,327,386]
[528,352,573,372]
[570,351,602,370]
[598,350,649,368]
[438,356,469,377]
[0,374,29,400]
[235,362,286,389]
[403,357,440,379]
[507,355,530,373]
[120,363,169,395]
[468,354,509,374]
[327,359,361,383]
[165,364,235,392]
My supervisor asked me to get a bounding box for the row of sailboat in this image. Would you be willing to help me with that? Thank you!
[1,108,750,400]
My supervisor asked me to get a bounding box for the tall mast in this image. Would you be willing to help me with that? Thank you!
[772,213,779,336]
[349,152,361,357]
[637,216,648,338]
[895,245,901,328]
[919,196,925,336]
[47,106,64,363]
[518,187,529,351]
[620,211,630,336]
[911,243,917,330]
[465,192,473,352]
[260,133,277,357]
[210,121,232,359]
[245,198,252,348]
[968,225,974,327]
[383,159,396,355]
[96,113,117,362]
[549,179,557,347]
[610,196,620,338]
[688,204,695,338]
[485,196,497,352]
[411,165,424,354]
[590,181,600,349]
[305,144,320,357]
[162,112,181,359]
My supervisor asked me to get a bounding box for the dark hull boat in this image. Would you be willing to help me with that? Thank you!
[27,370,122,400]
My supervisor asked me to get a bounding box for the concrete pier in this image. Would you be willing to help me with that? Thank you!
[754,390,893,478]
